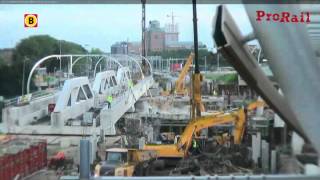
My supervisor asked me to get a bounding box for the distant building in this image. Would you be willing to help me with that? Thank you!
[164,18,207,51]
[128,42,142,54]
[111,41,142,55]
[166,41,206,51]
[165,22,179,45]
[111,19,208,55]
[111,42,129,54]
[145,20,166,53]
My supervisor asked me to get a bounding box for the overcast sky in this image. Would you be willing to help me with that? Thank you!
[0,4,252,52]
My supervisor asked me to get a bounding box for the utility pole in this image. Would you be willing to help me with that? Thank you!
[191,0,202,119]
[59,40,62,87]
[59,40,62,72]
[22,60,26,95]
[217,52,220,71]
[141,0,146,66]
[85,44,90,77]
[22,57,30,95]
[204,56,207,73]
[193,0,199,74]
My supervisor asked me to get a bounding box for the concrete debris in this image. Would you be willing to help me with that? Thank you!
[278,154,303,174]
[171,145,253,175]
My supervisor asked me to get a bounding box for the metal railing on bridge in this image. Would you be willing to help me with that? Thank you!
[3,88,58,107]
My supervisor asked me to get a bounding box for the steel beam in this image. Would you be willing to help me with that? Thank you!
[212,5,308,140]
[60,175,320,180]
[26,54,125,94]
[245,4,320,153]
[300,4,320,14]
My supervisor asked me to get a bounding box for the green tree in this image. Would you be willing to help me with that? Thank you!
[0,56,5,67]
[0,63,23,97]
[90,48,104,54]
[13,35,87,72]
[0,35,89,97]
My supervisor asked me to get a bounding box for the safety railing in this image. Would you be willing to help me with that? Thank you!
[3,88,58,108]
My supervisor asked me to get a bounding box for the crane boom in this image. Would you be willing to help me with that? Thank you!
[175,53,194,95]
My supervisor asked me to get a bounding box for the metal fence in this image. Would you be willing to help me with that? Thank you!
[148,56,187,72]
[60,175,320,180]
[3,89,58,107]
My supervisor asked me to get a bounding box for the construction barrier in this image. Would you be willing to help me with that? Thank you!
[0,137,47,180]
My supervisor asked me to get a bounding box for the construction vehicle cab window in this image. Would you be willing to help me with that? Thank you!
[1,1,320,180]
[106,149,127,164]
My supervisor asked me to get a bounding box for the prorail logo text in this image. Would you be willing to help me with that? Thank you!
[256,10,311,23]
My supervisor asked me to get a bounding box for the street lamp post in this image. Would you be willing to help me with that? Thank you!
[22,57,30,95]
[59,40,62,72]
[217,52,220,71]
[84,44,90,77]
[204,56,207,73]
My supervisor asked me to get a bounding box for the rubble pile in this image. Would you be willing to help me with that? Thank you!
[171,145,253,176]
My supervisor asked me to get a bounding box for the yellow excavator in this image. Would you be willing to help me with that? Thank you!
[143,100,265,159]
[160,53,194,97]
[174,53,194,96]
[161,52,205,112]
[144,1,266,159]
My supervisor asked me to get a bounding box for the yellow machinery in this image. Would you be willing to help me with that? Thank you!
[143,109,245,158]
[190,65,205,116]
[144,2,267,160]
[95,148,157,177]
[160,53,194,97]
[174,53,194,96]
[162,52,205,112]
[143,100,265,159]
[214,100,266,145]
[160,90,171,96]
[247,99,266,111]
[160,132,176,143]
[215,133,231,145]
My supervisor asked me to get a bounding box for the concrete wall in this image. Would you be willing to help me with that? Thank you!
[2,94,57,129]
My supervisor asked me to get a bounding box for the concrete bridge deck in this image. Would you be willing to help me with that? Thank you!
[1,54,154,136]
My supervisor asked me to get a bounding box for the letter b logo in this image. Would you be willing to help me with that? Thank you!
[24,14,38,28]
[29,17,33,24]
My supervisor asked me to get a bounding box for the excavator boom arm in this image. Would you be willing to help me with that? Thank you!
[177,109,246,154]
[175,53,194,93]
[247,100,266,111]
[143,101,262,159]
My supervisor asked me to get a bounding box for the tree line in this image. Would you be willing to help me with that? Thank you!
[0,35,231,98]
[148,48,230,69]
[0,35,91,98]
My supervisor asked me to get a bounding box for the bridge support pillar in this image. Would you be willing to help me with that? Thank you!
[100,110,116,135]
[51,112,63,131]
